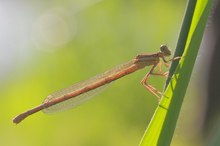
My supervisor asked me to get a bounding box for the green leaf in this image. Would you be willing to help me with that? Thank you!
[139,0,212,146]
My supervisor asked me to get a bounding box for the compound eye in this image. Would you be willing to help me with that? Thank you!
[160,45,171,56]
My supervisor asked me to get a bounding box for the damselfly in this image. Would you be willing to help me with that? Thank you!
[13,45,180,124]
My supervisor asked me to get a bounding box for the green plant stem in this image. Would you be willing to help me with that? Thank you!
[140,0,212,146]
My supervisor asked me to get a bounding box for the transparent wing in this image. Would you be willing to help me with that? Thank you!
[42,60,134,114]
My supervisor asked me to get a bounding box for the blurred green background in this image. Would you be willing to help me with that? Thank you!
[1,0,208,146]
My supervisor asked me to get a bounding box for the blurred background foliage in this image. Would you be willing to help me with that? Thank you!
[1,0,218,146]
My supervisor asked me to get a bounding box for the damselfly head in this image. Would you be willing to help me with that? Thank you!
[160,45,171,56]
